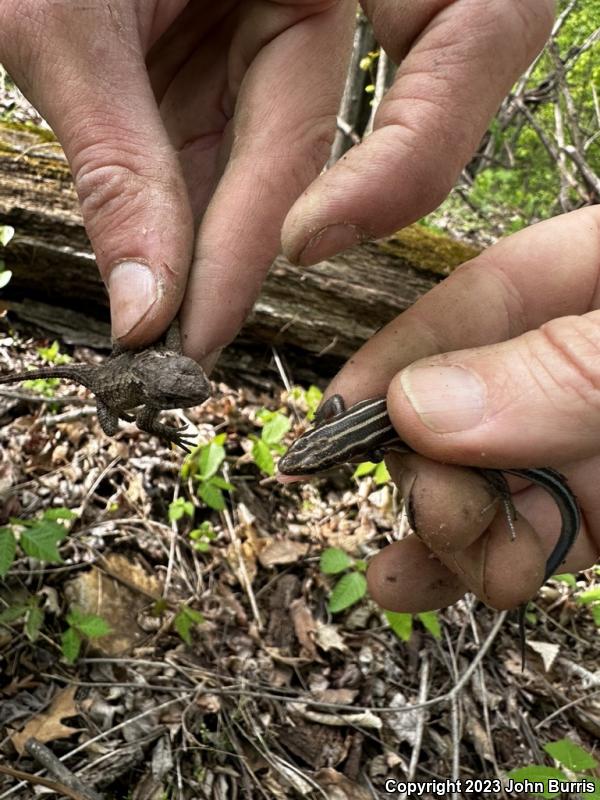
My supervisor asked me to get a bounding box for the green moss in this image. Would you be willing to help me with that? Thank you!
[0,121,70,180]
[0,117,57,142]
[377,224,480,277]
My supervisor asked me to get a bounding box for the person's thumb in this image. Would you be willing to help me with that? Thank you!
[388,312,600,467]
[0,2,193,347]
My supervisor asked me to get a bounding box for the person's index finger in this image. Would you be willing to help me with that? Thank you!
[282,0,554,265]
[179,0,356,361]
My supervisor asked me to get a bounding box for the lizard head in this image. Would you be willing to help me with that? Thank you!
[133,352,211,408]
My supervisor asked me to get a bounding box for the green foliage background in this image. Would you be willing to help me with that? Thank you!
[451,0,599,232]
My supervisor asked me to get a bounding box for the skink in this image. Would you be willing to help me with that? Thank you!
[278,395,581,662]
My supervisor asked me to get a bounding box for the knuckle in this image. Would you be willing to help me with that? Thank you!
[75,160,147,235]
[73,147,172,241]
[537,314,600,408]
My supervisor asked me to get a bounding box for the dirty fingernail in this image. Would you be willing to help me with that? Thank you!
[108,261,158,339]
[401,365,486,433]
[296,224,365,266]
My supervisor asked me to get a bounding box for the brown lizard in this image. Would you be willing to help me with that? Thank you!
[0,321,210,450]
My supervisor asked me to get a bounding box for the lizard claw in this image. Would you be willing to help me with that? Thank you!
[168,427,197,452]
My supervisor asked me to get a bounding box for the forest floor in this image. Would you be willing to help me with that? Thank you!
[0,323,598,800]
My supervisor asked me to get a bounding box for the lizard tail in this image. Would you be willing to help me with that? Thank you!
[0,365,95,389]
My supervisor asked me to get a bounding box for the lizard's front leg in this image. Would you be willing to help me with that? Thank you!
[135,405,196,451]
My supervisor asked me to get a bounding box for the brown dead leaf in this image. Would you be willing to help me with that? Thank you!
[11,686,80,755]
[258,539,309,567]
[64,554,160,655]
[290,597,317,660]
[314,767,373,800]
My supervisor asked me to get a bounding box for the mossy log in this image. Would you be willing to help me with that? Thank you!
[0,122,479,383]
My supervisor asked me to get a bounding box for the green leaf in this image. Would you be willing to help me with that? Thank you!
[385,610,413,641]
[0,225,15,247]
[0,605,28,624]
[252,438,274,476]
[352,461,376,479]
[305,385,323,420]
[209,476,234,491]
[586,778,600,800]
[577,587,600,604]
[328,572,367,613]
[68,611,111,639]
[506,766,568,798]
[320,547,353,575]
[168,498,194,522]
[61,627,82,663]
[20,520,67,562]
[0,528,17,576]
[198,440,226,481]
[23,376,60,397]
[25,604,44,642]
[417,610,442,639]
[198,480,225,511]
[553,573,577,588]
[174,605,205,644]
[544,738,598,772]
[43,507,76,522]
[0,270,12,289]
[373,461,391,484]
[190,521,216,539]
[261,413,291,446]
[38,340,71,365]
[591,605,600,626]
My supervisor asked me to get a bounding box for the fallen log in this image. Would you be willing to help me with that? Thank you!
[0,121,479,384]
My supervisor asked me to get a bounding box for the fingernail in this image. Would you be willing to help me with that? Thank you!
[296,224,365,266]
[401,364,486,433]
[108,261,158,339]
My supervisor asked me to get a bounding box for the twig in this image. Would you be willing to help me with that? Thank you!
[398,654,430,800]
[25,738,104,800]
[0,764,92,800]
[222,506,263,630]
[364,48,390,136]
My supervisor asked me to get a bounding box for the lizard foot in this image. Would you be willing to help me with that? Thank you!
[154,423,197,452]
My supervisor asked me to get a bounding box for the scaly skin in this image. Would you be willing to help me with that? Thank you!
[0,322,211,450]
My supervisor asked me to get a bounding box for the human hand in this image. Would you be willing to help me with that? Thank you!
[0,0,354,353]
[320,207,600,614]
[0,0,555,364]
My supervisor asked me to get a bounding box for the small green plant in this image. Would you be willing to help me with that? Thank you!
[181,434,234,511]
[0,507,76,576]
[21,341,72,398]
[168,497,194,523]
[507,738,600,799]
[320,547,368,613]
[0,595,44,642]
[61,609,112,663]
[576,585,600,626]
[173,604,204,644]
[288,384,323,421]
[0,224,14,288]
[251,409,291,476]
[385,609,442,642]
[189,521,217,553]
[37,340,72,365]
[353,459,390,485]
